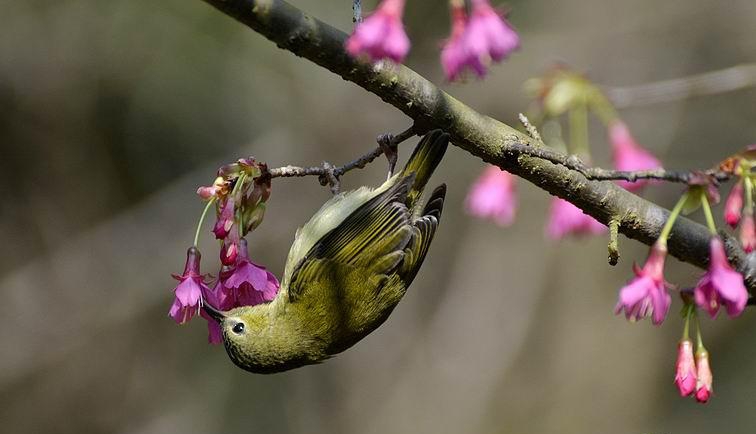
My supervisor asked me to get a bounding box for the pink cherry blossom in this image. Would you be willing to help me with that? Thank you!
[609,121,662,191]
[346,0,409,63]
[546,197,606,240]
[441,0,518,80]
[168,247,212,324]
[674,339,697,397]
[614,242,671,325]
[465,165,517,226]
[221,238,279,307]
[441,4,481,81]
[466,0,519,63]
[695,350,713,404]
[724,181,744,228]
[693,237,748,318]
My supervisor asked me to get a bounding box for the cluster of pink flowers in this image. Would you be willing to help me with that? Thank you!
[441,0,519,81]
[616,237,747,325]
[346,0,519,81]
[612,185,751,403]
[465,165,606,238]
[168,160,280,344]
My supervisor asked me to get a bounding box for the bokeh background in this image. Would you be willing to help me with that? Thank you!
[2,0,756,433]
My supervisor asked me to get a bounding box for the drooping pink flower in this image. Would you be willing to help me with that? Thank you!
[742,213,756,253]
[213,196,236,239]
[693,237,748,318]
[614,242,671,325]
[695,350,713,404]
[466,0,519,63]
[441,3,480,81]
[221,238,279,307]
[345,0,410,63]
[546,197,606,240]
[724,181,744,228]
[674,339,697,397]
[609,121,662,191]
[168,247,212,324]
[465,165,517,226]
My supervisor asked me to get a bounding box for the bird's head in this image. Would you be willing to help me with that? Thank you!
[203,302,310,374]
[202,303,273,372]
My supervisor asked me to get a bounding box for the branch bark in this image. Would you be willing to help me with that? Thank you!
[199,0,755,290]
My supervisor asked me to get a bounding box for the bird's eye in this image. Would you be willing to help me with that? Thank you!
[232,322,245,334]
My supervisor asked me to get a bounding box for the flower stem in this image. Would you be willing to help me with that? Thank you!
[745,176,754,213]
[682,304,693,340]
[193,197,216,247]
[694,312,706,353]
[231,172,247,236]
[588,89,619,126]
[659,192,689,246]
[568,102,590,159]
[700,194,718,235]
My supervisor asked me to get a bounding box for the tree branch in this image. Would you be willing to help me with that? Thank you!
[606,63,756,108]
[199,0,754,290]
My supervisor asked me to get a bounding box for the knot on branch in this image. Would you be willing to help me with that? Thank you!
[317,161,340,194]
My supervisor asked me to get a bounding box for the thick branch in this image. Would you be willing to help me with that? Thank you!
[200,0,754,289]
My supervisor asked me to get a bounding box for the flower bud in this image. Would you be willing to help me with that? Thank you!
[213,197,236,240]
[724,181,744,228]
[674,339,696,397]
[694,350,713,403]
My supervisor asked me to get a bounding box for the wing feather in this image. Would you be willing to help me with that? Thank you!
[287,176,415,300]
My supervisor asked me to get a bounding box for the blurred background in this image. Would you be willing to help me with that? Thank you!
[2,0,756,433]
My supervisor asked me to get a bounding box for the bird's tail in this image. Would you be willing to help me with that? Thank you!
[399,130,449,209]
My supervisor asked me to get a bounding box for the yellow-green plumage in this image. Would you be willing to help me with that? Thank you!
[207,130,449,373]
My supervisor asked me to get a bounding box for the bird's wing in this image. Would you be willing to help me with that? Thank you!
[286,175,416,301]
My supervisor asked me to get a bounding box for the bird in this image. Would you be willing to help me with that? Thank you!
[203,130,448,373]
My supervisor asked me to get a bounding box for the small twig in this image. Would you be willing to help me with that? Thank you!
[608,218,620,266]
[503,142,731,185]
[606,63,756,108]
[267,124,728,193]
[317,162,340,194]
[518,113,544,146]
[265,125,416,188]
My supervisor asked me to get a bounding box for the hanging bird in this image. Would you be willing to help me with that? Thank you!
[204,130,448,373]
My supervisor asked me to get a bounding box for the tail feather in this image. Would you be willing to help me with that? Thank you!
[399,183,447,284]
[400,130,449,209]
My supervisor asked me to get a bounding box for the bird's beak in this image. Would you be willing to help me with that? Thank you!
[202,302,225,323]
